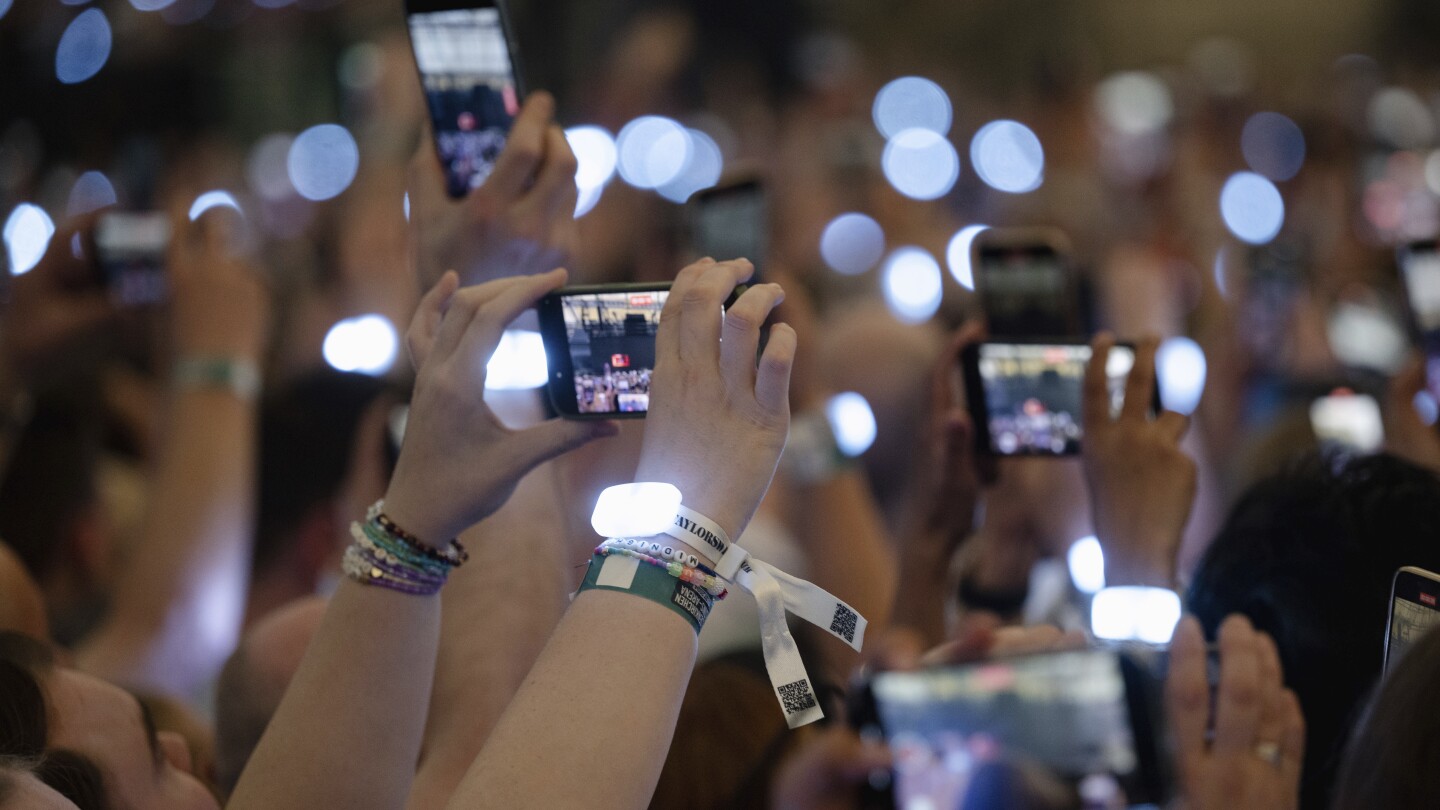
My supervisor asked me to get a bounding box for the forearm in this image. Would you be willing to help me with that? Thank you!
[446,588,697,810]
[228,580,440,810]
[78,386,255,693]
[892,539,952,646]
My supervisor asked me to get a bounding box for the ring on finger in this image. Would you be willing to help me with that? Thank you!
[1254,741,1282,768]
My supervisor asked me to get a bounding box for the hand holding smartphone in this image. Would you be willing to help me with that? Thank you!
[538,284,667,418]
[94,211,171,306]
[1385,566,1440,675]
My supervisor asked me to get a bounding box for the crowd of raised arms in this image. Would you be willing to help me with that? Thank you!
[5,1,1440,809]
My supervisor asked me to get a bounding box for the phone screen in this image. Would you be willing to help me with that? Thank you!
[95,212,170,306]
[1387,569,1440,673]
[975,243,1076,337]
[690,182,766,274]
[555,289,665,415]
[972,343,1135,456]
[870,650,1142,809]
[407,1,521,197]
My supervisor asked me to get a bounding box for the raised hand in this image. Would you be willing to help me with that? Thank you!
[169,211,270,363]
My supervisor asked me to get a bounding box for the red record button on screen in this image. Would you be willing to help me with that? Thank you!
[1421,592,1436,606]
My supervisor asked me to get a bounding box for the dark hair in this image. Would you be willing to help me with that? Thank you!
[1332,624,1440,808]
[1186,452,1440,809]
[255,370,396,575]
[0,632,108,810]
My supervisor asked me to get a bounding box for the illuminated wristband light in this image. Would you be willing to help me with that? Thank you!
[1090,586,1182,644]
[590,483,683,540]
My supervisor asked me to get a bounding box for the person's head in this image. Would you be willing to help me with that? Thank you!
[1187,451,1440,809]
[0,632,218,810]
[213,596,327,796]
[1331,623,1440,809]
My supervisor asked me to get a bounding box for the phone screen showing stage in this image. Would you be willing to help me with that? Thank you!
[1388,575,1440,673]
[978,343,1133,456]
[559,290,665,415]
[408,4,519,196]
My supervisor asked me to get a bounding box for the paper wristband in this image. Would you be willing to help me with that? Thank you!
[578,552,713,635]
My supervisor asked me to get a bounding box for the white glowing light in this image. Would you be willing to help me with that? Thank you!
[882,128,959,201]
[246,133,297,201]
[1106,348,1135,379]
[826,392,877,457]
[1327,301,1408,374]
[566,125,618,193]
[945,225,988,290]
[288,124,360,202]
[1310,393,1384,453]
[1156,337,1207,416]
[881,247,943,323]
[55,8,112,85]
[485,330,548,390]
[322,314,398,376]
[1095,72,1173,136]
[574,184,603,219]
[1368,87,1435,151]
[1067,536,1105,595]
[129,0,177,10]
[188,190,242,221]
[616,116,691,190]
[1241,112,1306,182]
[658,129,723,203]
[819,213,885,276]
[872,76,952,139]
[4,204,55,276]
[970,120,1044,194]
[403,192,410,222]
[66,171,117,217]
[591,482,682,539]
[1091,586,1181,644]
[1220,172,1284,245]
[1415,391,1439,427]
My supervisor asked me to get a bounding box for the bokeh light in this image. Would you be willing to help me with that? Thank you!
[485,330,548,390]
[55,9,112,85]
[1368,87,1435,150]
[970,120,1044,193]
[288,124,360,202]
[574,184,603,219]
[1241,112,1306,182]
[246,133,297,201]
[1327,299,1407,373]
[1414,391,1439,427]
[66,171,118,217]
[1156,336,1207,416]
[819,213,885,276]
[882,128,959,201]
[1067,536,1105,595]
[188,190,242,221]
[616,116,690,190]
[130,0,178,10]
[1220,172,1285,244]
[1095,71,1173,136]
[944,225,988,289]
[322,314,398,376]
[566,126,618,192]
[1091,586,1181,644]
[881,247,943,323]
[0,0,11,20]
[825,392,877,457]
[872,76,952,139]
[657,128,723,203]
[4,204,55,276]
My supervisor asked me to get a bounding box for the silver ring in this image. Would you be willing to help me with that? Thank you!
[1254,741,1282,768]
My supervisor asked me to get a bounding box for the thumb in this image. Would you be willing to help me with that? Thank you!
[511,418,620,472]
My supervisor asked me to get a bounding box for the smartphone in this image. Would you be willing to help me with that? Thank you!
[405,0,525,198]
[537,284,667,419]
[1398,240,1440,398]
[850,649,1167,809]
[961,341,1156,456]
[1309,388,1384,453]
[972,228,1082,338]
[1385,566,1440,675]
[688,179,766,277]
[94,212,170,306]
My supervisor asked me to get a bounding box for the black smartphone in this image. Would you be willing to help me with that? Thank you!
[961,340,1156,457]
[537,284,667,419]
[688,178,766,277]
[94,212,170,307]
[1398,240,1440,398]
[1385,566,1440,675]
[850,648,1168,809]
[404,0,525,198]
[972,228,1082,338]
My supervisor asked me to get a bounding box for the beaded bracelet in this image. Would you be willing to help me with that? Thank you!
[365,501,468,567]
[342,544,446,596]
[597,541,729,599]
[342,505,465,595]
[358,522,453,578]
[601,538,720,576]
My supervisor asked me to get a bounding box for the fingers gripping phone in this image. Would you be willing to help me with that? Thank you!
[972,228,1082,338]
[1385,566,1440,675]
[405,0,525,198]
[1398,240,1440,398]
[538,284,667,419]
[94,212,171,306]
[849,649,1168,809]
[961,341,1157,457]
[688,179,767,278]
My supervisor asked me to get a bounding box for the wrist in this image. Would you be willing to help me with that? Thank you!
[173,355,261,402]
[377,489,450,551]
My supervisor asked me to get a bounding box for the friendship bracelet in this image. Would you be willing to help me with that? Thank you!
[350,528,449,584]
[358,522,453,577]
[365,501,468,568]
[173,356,262,402]
[578,551,714,634]
[342,543,445,596]
[596,542,729,599]
[600,538,721,577]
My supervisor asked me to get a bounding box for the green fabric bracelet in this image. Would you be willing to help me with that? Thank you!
[578,551,714,634]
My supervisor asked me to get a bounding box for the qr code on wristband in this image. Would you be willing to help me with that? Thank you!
[778,679,817,715]
[829,604,858,644]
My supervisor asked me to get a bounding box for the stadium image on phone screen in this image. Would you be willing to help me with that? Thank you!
[560,291,665,415]
[872,650,1140,810]
[978,343,1133,455]
[407,2,519,197]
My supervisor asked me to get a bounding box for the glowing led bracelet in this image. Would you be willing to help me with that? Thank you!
[590,482,683,540]
[1090,586,1182,644]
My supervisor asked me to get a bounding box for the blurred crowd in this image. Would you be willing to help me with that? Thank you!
[4,0,1440,808]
